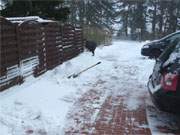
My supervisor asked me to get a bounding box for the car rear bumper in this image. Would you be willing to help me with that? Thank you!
[148,77,180,114]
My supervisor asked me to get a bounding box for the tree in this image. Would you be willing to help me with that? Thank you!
[116,0,180,40]
[1,0,70,21]
[67,0,117,30]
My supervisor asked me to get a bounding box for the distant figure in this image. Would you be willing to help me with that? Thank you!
[85,40,97,56]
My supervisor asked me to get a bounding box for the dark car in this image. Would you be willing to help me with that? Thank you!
[148,39,180,113]
[141,31,180,58]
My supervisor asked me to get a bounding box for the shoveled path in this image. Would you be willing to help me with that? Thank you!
[63,42,153,134]
[64,85,180,135]
[93,95,151,135]
[64,81,151,135]
[63,41,180,135]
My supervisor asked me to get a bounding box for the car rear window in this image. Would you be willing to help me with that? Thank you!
[163,42,180,67]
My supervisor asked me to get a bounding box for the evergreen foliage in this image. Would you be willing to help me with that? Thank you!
[67,0,180,40]
[1,0,180,40]
[1,0,70,21]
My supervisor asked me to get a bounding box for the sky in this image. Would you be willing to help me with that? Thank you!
[0,0,4,10]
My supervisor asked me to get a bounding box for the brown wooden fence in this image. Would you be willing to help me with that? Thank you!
[0,17,20,90]
[0,16,84,91]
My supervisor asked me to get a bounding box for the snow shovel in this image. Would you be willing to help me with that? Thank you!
[68,61,101,79]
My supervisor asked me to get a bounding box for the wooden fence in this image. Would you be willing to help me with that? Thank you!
[0,16,84,91]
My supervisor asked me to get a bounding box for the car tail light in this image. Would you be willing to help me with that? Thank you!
[161,73,179,92]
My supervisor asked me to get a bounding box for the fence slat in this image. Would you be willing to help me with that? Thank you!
[0,16,84,91]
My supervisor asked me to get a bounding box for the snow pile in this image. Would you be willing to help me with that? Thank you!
[0,40,154,135]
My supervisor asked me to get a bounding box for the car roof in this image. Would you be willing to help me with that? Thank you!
[161,31,180,40]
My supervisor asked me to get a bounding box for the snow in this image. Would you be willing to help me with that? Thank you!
[0,1,5,10]
[163,42,180,67]
[6,16,54,24]
[0,40,156,134]
[146,97,180,135]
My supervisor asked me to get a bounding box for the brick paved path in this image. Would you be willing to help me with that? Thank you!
[64,88,151,135]
[63,76,180,135]
[93,96,151,135]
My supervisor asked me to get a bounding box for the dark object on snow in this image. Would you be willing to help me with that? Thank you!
[141,31,180,59]
[85,40,97,56]
[68,62,101,79]
[148,40,180,114]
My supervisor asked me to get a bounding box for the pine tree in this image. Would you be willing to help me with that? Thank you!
[1,0,70,21]
[67,0,117,30]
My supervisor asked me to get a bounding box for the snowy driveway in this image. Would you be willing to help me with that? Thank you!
[0,40,180,135]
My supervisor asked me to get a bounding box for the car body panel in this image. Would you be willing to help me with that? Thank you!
[141,31,180,58]
[148,41,180,113]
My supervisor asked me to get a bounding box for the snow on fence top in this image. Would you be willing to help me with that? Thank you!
[6,16,54,23]
[0,16,84,91]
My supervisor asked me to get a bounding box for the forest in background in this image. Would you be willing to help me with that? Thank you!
[0,0,70,21]
[1,0,180,41]
[66,0,180,40]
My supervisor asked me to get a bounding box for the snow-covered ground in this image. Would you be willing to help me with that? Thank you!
[0,40,179,135]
